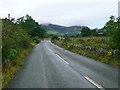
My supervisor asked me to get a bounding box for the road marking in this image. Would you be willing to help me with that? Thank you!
[51,43,63,50]
[56,54,69,64]
[49,49,53,53]
[84,76,105,90]
[64,50,68,52]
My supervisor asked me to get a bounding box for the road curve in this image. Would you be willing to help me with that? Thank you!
[6,40,118,89]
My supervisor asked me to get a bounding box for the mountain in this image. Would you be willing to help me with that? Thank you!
[41,23,90,36]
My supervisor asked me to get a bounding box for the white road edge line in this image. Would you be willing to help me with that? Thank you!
[56,54,69,64]
[84,76,105,90]
[49,49,53,53]
[47,47,53,53]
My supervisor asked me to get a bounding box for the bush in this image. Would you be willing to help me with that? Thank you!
[8,49,18,60]
[2,19,32,63]
[51,35,59,40]
[33,36,40,44]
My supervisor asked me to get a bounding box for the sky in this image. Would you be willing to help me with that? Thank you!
[0,0,119,29]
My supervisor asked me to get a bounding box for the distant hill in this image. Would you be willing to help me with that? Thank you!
[41,23,90,36]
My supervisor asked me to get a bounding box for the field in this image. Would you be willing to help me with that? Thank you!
[52,37,120,68]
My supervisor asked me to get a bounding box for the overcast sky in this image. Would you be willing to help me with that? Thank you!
[0,0,119,29]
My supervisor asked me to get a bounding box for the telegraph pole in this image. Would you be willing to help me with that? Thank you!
[8,14,10,20]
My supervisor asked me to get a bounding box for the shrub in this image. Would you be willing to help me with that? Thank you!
[51,35,59,40]
[8,49,18,60]
[33,36,40,44]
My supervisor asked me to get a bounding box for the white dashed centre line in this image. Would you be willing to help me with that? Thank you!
[56,54,69,64]
[84,76,105,90]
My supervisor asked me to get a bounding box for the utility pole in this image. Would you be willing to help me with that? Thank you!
[8,14,10,20]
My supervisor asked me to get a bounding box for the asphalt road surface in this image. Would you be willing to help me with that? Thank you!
[6,40,118,89]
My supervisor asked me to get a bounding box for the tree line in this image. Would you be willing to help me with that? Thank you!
[70,16,120,54]
[2,14,46,68]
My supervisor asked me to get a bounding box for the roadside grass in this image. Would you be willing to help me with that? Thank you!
[72,48,120,67]
[2,43,36,88]
[52,37,120,68]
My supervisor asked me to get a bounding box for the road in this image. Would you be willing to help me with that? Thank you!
[6,40,118,89]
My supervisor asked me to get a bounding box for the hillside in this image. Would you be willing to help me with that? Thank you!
[41,23,90,36]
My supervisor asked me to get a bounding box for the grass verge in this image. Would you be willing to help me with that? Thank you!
[71,48,120,68]
[2,43,36,88]
[52,40,120,68]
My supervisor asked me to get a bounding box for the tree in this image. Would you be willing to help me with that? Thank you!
[103,16,117,36]
[91,28,98,36]
[51,35,59,40]
[103,16,120,54]
[76,33,80,37]
[81,27,91,37]
[16,14,46,38]
[110,17,120,50]
[2,18,31,62]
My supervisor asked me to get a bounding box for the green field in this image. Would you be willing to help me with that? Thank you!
[47,31,64,36]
